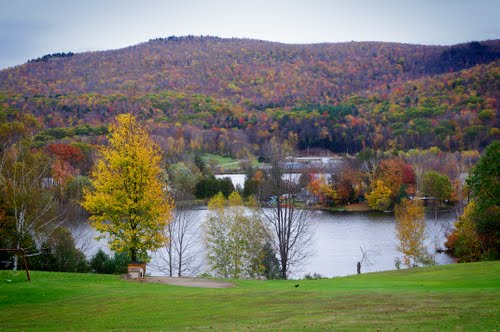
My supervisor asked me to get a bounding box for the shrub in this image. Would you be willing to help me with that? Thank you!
[90,249,128,274]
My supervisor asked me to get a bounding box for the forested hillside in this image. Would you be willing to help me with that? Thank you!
[1,37,499,271]
[0,36,499,154]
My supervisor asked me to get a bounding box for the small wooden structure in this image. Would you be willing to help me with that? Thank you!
[0,248,31,281]
[127,262,146,279]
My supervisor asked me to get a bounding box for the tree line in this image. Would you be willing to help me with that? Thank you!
[0,112,498,279]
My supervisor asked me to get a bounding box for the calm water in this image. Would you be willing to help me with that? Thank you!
[215,173,246,188]
[211,173,456,278]
[215,173,301,188]
[298,210,455,278]
[77,208,456,279]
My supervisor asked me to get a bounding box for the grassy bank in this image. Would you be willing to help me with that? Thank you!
[202,153,242,172]
[0,262,499,331]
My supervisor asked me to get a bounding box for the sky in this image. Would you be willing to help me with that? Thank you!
[0,0,499,69]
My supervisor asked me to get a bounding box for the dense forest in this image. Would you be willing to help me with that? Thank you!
[1,37,499,271]
[0,37,498,155]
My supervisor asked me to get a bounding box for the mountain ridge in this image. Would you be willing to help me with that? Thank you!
[1,36,498,104]
[0,36,498,154]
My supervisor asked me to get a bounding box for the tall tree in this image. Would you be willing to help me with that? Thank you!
[402,148,434,196]
[421,171,452,218]
[465,140,499,257]
[445,201,482,262]
[375,158,416,203]
[0,109,70,270]
[153,162,202,277]
[82,114,173,262]
[154,204,202,277]
[259,138,312,279]
[395,199,434,268]
[358,148,385,186]
[1,138,64,270]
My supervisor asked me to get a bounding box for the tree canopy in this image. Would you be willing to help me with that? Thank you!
[82,114,173,262]
[465,141,500,255]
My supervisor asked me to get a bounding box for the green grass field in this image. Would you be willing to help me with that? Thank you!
[202,153,242,171]
[202,153,260,172]
[0,262,499,331]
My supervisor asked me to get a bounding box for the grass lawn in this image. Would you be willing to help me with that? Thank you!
[202,153,260,172]
[0,262,499,331]
[203,153,241,171]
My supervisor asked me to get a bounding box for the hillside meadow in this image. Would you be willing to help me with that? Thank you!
[0,262,498,331]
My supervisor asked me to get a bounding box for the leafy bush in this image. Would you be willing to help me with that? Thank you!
[303,273,325,280]
[261,242,281,280]
[90,249,128,274]
[195,176,234,199]
[29,227,89,273]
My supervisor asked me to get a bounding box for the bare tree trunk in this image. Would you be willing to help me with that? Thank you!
[177,252,182,277]
[176,219,184,277]
[167,223,174,277]
[168,244,173,277]
[13,242,19,271]
[175,207,202,277]
[4,138,64,270]
[259,138,313,280]
[153,207,202,277]
[130,249,137,262]
[13,208,25,271]
[357,246,377,274]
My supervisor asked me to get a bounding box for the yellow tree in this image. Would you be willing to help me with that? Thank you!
[395,199,434,267]
[445,201,482,262]
[82,114,173,262]
[366,180,392,211]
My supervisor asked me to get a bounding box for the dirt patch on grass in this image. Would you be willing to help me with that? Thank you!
[343,202,371,212]
[124,276,234,288]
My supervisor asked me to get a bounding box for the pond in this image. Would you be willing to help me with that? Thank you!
[215,173,246,188]
[76,208,456,279]
[297,209,455,278]
[211,173,456,277]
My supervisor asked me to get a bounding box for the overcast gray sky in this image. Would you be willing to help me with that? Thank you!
[1,0,499,69]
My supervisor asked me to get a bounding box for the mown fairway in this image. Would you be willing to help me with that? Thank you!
[0,262,499,331]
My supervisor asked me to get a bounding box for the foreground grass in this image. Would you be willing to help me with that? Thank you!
[0,262,499,331]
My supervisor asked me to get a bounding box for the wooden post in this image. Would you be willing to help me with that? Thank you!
[20,249,31,281]
[0,248,31,281]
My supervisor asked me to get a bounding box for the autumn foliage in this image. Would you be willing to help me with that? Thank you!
[0,38,497,158]
[395,199,434,267]
[307,175,337,207]
[82,114,174,262]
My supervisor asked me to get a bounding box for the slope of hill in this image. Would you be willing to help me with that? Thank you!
[1,37,499,103]
[0,262,499,330]
[0,37,498,154]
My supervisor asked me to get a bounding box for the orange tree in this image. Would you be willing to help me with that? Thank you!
[307,175,337,207]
